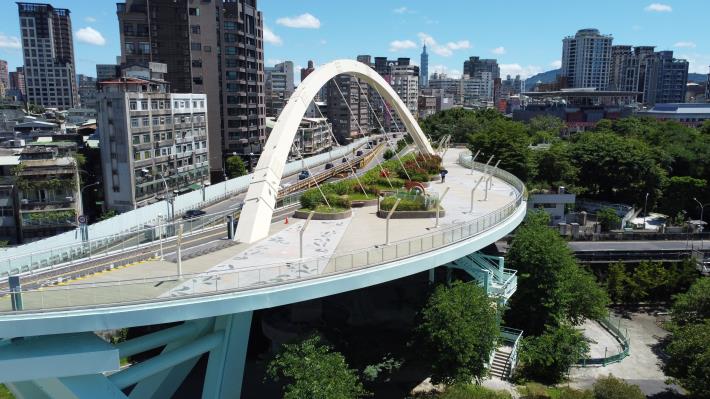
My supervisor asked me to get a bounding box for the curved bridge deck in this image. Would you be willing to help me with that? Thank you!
[0,149,523,317]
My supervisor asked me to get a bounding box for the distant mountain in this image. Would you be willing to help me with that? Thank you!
[524,69,560,90]
[524,69,707,91]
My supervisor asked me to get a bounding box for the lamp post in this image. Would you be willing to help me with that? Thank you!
[157,213,164,260]
[643,192,649,230]
[470,176,484,214]
[469,150,480,175]
[693,197,710,250]
[385,198,401,245]
[299,211,315,259]
[436,187,450,228]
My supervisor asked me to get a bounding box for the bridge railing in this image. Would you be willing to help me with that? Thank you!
[0,140,370,278]
[0,156,527,313]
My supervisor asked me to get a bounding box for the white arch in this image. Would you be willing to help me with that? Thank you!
[235,59,435,243]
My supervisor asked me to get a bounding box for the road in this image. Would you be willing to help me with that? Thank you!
[569,240,708,252]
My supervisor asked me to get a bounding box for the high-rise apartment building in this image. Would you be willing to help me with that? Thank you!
[561,29,613,89]
[389,63,420,123]
[463,56,500,80]
[17,2,78,109]
[117,0,265,181]
[608,45,689,105]
[609,45,639,92]
[0,60,9,92]
[643,51,688,105]
[96,64,120,83]
[420,45,429,87]
[326,74,370,143]
[265,61,294,117]
[460,72,493,105]
[97,64,209,211]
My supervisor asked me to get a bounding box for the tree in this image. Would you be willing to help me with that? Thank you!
[671,277,710,327]
[592,375,645,399]
[569,132,665,206]
[606,262,628,304]
[518,323,589,384]
[505,212,609,335]
[416,281,500,384]
[659,176,707,219]
[531,142,578,187]
[468,118,532,181]
[596,208,621,232]
[383,149,394,160]
[528,115,565,144]
[437,384,512,399]
[225,155,247,179]
[266,335,369,399]
[663,319,710,398]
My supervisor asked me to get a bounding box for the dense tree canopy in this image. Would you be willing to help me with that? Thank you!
[518,323,589,384]
[416,281,500,384]
[225,155,247,179]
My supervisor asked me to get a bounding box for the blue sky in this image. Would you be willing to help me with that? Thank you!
[0,1,708,80]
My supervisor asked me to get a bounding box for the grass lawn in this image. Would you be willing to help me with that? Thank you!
[0,385,14,399]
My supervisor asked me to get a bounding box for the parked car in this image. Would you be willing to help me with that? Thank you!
[356,150,364,156]
[324,163,334,170]
[298,170,310,180]
[341,157,348,163]
[182,209,206,220]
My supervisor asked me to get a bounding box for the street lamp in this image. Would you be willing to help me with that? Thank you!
[693,197,710,249]
[643,192,649,230]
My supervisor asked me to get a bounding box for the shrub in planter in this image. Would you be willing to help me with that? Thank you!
[325,194,351,210]
[300,189,324,209]
[380,195,426,211]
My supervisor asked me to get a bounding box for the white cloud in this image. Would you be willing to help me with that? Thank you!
[674,41,696,48]
[276,13,321,29]
[430,64,461,79]
[75,27,106,46]
[550,60,562,68]
[677,53,710,74]
[84,16,96,23]
[320,39,327,45]
[393,6,412,14]
[389,39,417,52]
[447,40,471,50]
[491,46,506,55]
[0,33,20,50]
[418,32,470,57]
[645,3,672,12]
[500,64,542,79]
[263,25,282,45]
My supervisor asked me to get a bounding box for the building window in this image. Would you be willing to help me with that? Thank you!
[132,135,140,144]
[142,117,149,127]
[139,42,150,54]
[140,100,148,110]
[189,7,199,16]
[152,116,159,126]
[191,42,202,51]
[191,25,201,34]
[131,118,139,128]
[224,21,236,30]
[225,47,236,55]
[143,134,150,143]
[192,59,202,68]
[129,101,137,110]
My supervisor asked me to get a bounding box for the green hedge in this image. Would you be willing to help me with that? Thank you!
[380,195,427,211]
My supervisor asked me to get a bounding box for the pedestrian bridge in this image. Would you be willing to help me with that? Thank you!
[0,60,527,399]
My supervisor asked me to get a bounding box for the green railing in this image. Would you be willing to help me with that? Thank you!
[576,315,630,366]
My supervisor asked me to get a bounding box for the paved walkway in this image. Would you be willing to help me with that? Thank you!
[3,148,520,311]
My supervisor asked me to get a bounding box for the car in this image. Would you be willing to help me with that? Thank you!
[280,182,294,189]
[341,157,348,163]
[182,209,206,220]
[356,150,364,156]
[324,162,334,170]
[298,170,310,180]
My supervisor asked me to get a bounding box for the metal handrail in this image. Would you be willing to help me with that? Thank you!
[0,156,527,313]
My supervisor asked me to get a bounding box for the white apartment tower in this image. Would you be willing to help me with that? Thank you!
[561,29,613,90]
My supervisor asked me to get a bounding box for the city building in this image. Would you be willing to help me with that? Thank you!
[326,74,370,143]
[609,46,689,105]
[97,64,209,211]
[266,116,332,158]
[429,72,461,100]
[300,60,316,83]
[561,28,613,89]
[14,145,81,243]
[460,72,494,105]
[265,61,294,117]
[389,62,420,120]
[117,0,265,181]
[9,67,26,99]
[515,89,637,134]
[463,56,500,80]
[636,103,710,127]
[96,64,120,82]
[420,44,429,87]
[77,74,98,109]
[642,50,688,105]
[0,60,9,94]
[17,2,79,109]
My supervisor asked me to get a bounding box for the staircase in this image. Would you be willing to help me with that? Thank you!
[489,346,513,379]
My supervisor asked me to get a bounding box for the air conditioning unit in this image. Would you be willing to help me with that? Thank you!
[65,196,74,202]
[20,199,28,205]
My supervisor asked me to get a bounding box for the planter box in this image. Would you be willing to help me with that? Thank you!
[351,198,378,207]
[294,208,352,220]
[376,208,445,219]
